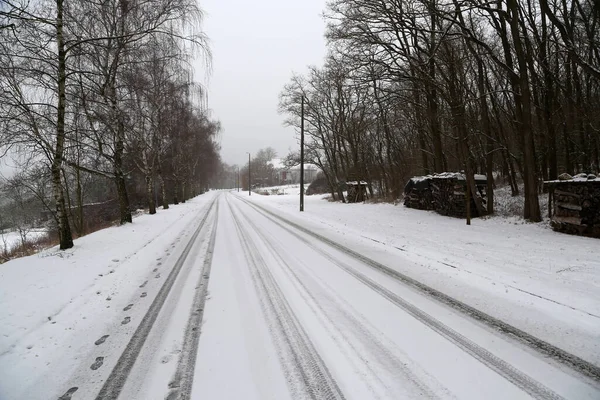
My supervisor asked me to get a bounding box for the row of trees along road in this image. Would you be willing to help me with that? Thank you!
[279,0,600,221]
[0,0,221,249]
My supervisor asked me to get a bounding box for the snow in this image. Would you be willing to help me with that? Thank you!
[253,183,308,196]
[346,181,368,185]
[409,172,487,183]
[0,193,217,400]
[1,188,599,399]
[192,193,599,399]
[239,190,600,368]
[0,230,48,252]
[545,173,600,183]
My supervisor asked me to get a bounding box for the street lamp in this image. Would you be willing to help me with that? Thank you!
[300,95,305,212]
[246,152,251,196]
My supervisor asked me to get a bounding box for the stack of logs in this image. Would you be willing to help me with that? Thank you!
[403,179,434,210]
[546,173,600,238]
[404,173,486,218]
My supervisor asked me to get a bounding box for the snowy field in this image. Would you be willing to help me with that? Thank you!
[0,189,598,400]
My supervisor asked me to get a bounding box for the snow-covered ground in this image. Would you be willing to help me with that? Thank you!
[242,189,600,367]
[191,193,598,399]
[0,189,598,400]
[0,194,217,399]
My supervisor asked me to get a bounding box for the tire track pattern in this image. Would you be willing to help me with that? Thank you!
[166,200,219,400]
[232,200,446,399]
[238,196,600,383]
[94,197,218,400]
[228,198,345,400]
[235,197,565,400]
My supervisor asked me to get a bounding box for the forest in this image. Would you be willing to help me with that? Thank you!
[0,0,221,251]
[280,0,599,221]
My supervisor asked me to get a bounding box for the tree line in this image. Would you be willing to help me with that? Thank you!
[0,0,221,250]
[279,0,599,221]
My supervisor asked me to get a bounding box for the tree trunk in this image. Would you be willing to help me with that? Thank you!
[427,5,445,173]
[113,113,131,223]
[116,173,131,224]
[158,172,168,210]
[53,0,74,250]
[75,164,84,236]
[508,0,541,221]
[146,174,156,215]
[173,179,179,205]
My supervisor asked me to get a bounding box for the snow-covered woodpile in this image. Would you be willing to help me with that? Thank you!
[346,181,369,203]
[546,173,600,238]
[404,173,487,218]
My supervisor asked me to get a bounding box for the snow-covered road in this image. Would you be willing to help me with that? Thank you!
[193,193,598,400]
[1,191,599,399]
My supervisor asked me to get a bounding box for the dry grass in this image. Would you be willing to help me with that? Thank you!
[0,232,58,263]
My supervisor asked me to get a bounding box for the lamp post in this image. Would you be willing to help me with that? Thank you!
[246,152,251,196]
[300,96,305,212]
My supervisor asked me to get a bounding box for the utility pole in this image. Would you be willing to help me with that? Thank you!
[300,96,305,212]
[237,166,240,192]
[247,152,251,196]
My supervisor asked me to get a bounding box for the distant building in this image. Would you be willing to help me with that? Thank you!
[267,158,319,185]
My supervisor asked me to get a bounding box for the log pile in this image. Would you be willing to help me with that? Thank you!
[546,174,600,238]
[403,177,434,210]
[346,181,368,203]
[404,173,487,218]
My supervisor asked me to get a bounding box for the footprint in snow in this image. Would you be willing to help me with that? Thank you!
[140,292,147,298]
[95,335,109,345]
[153,268,158,272]
[121,316,131,325]
[156,257,162,261]
[123,304,133,311]
[57,387,78,400]
[161,354,172,364]
[157,262,162,266]
[112,259,119,262]
[155,273,161,279]
[139,281,148,288]
[90,357,104,370]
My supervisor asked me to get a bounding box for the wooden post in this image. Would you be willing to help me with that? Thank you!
[466,177,471,225]
[548,185,553,219]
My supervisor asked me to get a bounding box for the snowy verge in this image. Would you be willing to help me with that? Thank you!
[235,190,600,367]
[0,192,216,399]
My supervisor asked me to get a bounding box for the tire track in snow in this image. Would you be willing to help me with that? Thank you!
[230,198,447,399]
[93,196,218,400]
[227,197,345,400]
[166,198,219,400]
[234,196,568,400]
[237,196,600,383]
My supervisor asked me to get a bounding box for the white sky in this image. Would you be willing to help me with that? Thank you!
[195,0,328,166]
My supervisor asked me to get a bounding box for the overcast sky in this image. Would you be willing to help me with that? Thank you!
[196,0,328,166]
